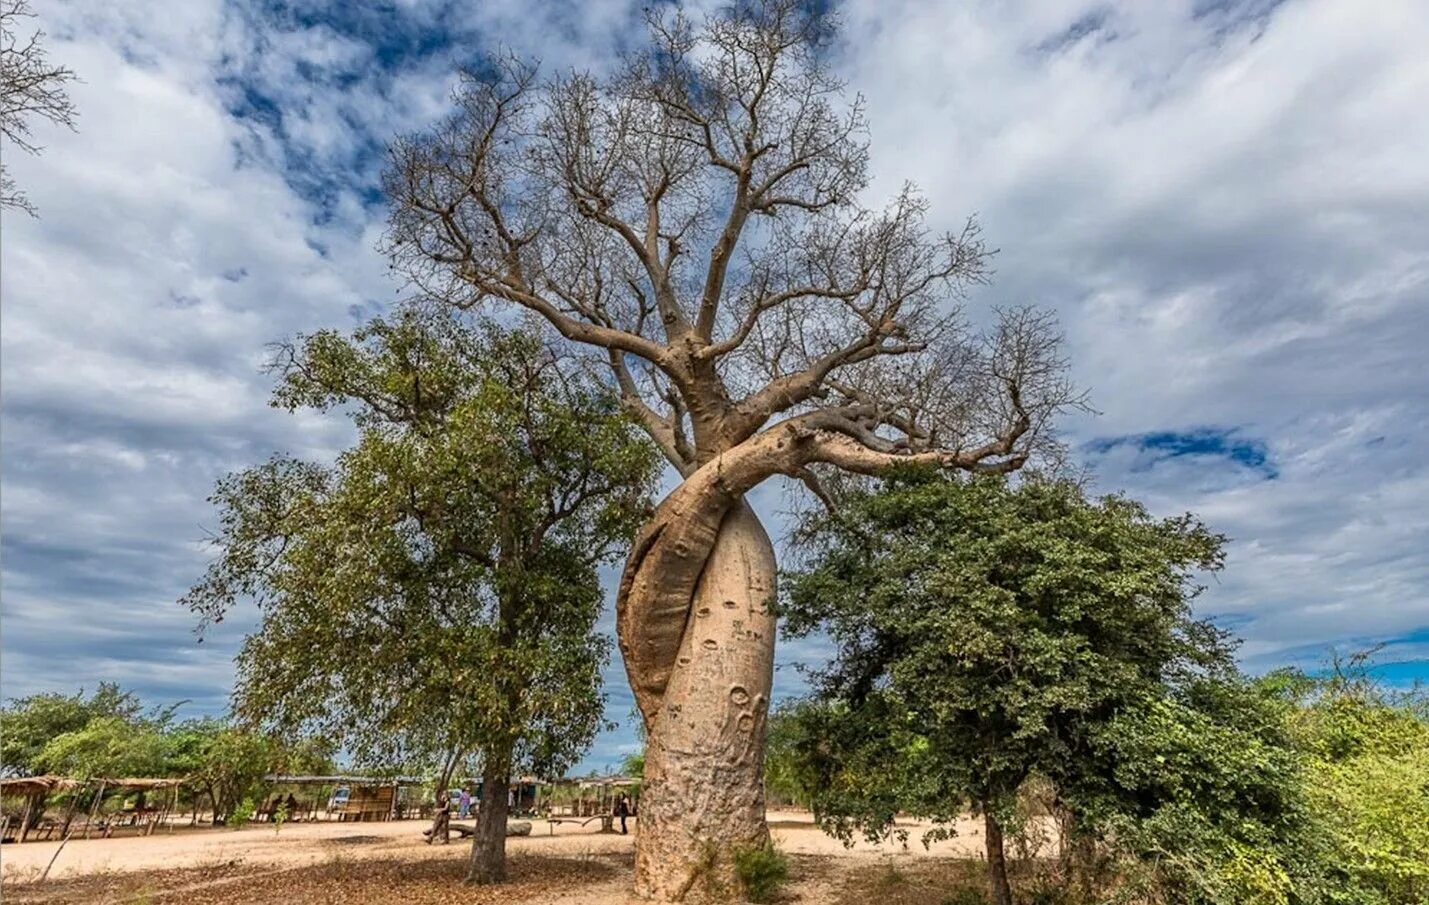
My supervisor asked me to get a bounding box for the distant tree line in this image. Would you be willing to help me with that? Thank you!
[0,683,334,826]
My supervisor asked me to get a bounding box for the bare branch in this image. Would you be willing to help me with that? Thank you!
[0,0,77,213]
[384,6,1081,512]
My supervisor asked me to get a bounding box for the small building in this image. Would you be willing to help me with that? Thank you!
[1,775,78,842]
[264,774,423,821]
[541,775,639,817]
[1,776,184,842]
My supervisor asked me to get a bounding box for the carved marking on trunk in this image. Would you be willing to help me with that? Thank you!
[625,502,777,901]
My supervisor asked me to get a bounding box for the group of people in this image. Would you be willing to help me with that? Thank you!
[259,792,302,822]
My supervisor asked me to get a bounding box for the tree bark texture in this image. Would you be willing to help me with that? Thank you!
[622,501,777,901]
[466,761,510,884]
[984,810,1013,905]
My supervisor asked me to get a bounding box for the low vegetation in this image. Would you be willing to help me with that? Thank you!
[733,842,790,903]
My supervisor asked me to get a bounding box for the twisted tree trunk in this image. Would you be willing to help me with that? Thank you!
[621,501,777,901]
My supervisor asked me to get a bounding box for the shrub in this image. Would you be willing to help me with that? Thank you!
[734,841,789,903]
[273,802,289,834]
[227,798,255,828]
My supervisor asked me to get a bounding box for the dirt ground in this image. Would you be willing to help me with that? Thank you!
[0,810,1011,904]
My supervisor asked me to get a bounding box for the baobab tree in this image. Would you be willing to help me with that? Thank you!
[385,2,1080,899]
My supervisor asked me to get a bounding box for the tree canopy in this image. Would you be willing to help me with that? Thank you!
[1,683,142,777]
[779,473,1429,905]
[183,308,660,880]
[1,684,333,827]
[783,473,1229,815]
[780,473,1237,904]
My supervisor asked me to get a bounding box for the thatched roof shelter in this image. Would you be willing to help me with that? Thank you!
[264,773,424,786]
[102,777,185,790]
[1,776,185,794]
[0,775,81,796]
[1,776,188,844]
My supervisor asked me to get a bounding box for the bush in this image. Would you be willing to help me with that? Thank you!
[273,802,289,834]
[1291,675,1429,904]
[227,798,256,828]
[734,841,789,903]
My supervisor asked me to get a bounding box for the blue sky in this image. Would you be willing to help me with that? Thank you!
[2,0,1427,773]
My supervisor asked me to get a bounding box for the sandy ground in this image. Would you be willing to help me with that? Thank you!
[0,809,999,884]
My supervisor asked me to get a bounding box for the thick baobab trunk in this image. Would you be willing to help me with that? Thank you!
[631,502,777,901]
[466,760,511,884]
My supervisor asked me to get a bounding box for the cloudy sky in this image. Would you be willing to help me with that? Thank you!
[3,0,1427,772]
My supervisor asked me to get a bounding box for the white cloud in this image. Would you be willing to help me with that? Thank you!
[832,0,1429,668]
[3,0,1427,774]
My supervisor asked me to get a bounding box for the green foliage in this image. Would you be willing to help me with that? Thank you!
[733,841,789,903]
[1279,663,1429,904]
[183,308,660,785]
[168,718,330,824]
[620,752,645,780]
[764,702,823,808]
[227,797,256,828]
[783,473,1230,839]
[1068,678,1324,905]
[782,472,1429,905]
[35,716,168,778]
[1,684,141,776]
[1,681,330,829]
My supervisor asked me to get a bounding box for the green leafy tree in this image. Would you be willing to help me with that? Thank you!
[762,702,820,809]
[621,752,645,781]
[183,308,659,882]
[36,716,168,779]
[164,718,330,825]
[2,685,149,831]
[1,683,142,777]
[1068,676,1331,905]
[781,473,1230,905]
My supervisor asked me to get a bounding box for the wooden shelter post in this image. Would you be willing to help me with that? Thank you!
[17,793,35,843]
[82,780,106,840]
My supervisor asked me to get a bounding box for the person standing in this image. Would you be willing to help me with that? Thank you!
[428,790,451,845]
[615,793,630,835]
[458,787,471,820]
